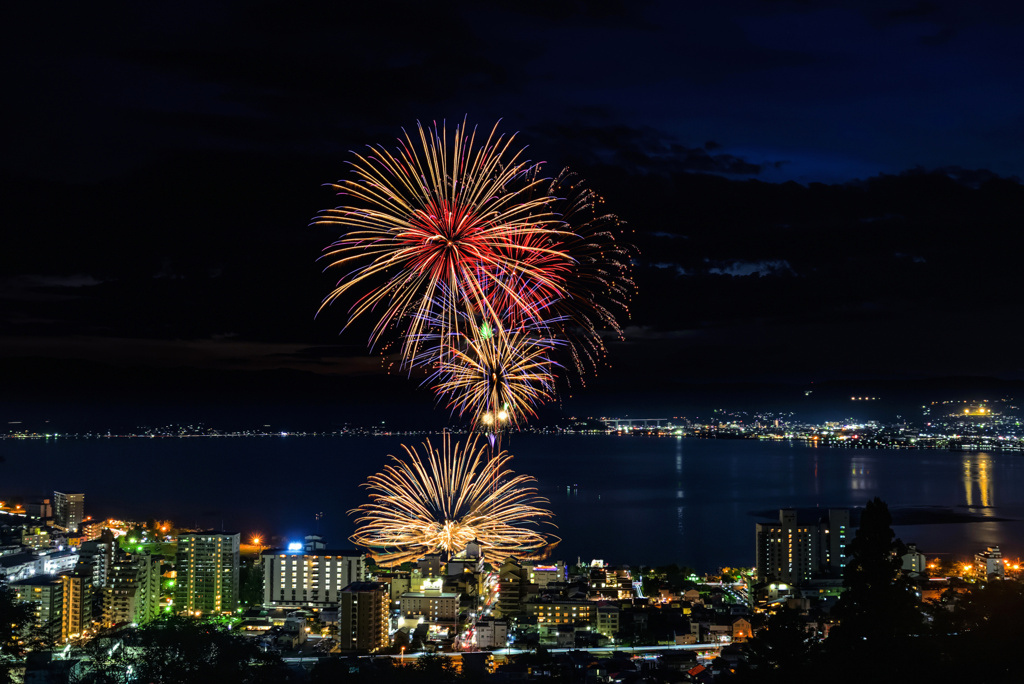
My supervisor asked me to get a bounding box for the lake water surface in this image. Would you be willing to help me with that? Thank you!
[4,434,1023,570]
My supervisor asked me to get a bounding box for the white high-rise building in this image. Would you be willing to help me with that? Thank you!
[262,539,366,609]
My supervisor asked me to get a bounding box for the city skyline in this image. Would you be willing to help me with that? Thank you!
[3,1,1024,425]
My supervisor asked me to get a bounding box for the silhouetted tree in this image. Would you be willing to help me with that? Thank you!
[78,617,290,684]
[238,561,264,607]
[412,651,460,684]
[0,584,33,684]
[926,580,1024,682]
[819,498,923,683]
[831,497,921,642]
[738,607,817,682]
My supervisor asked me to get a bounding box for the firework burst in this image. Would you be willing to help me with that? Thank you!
[428,316,560,429]
[315,120,575,366]
[531,169,636,378]
[348,434,557,566]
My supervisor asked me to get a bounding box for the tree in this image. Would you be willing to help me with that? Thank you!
[925,580,1024,682]
[0,585,32,684]
[238,561,264,607]
[830,497,921,643]
[740,607,817,682]
[817,498,924,683]
[78,617,290,684]
[412,652,460,684]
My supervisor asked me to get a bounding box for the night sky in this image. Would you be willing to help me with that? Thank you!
[3,0,1024,427]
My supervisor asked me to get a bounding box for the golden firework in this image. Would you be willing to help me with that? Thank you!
[349,434,557,567]
[429,316,558,429]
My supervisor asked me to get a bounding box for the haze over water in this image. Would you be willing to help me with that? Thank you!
[5,434,1023,570]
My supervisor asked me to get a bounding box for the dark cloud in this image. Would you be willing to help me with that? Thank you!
[532,123,784,176]
[705,259,796,277]
[3,0,1024,416]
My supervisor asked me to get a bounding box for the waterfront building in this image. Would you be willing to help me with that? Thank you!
[53,491,84,533]
[262,541,366,609]
[338,581,390,653]
[174,531,239,615]
[755,509,849,587]
[901,543,928,577]
[975,545,1005,579]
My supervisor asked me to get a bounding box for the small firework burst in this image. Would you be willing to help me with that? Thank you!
[427,315,559,429]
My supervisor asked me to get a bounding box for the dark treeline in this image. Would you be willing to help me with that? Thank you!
[724,497,1021,683]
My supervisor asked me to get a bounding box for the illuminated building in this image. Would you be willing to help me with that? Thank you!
[400,576,460,627]
[53,491,84,533]
[25,498,52,522]
[595,604,620,639]
[975,545,1005,579]
[524,597,594,627]
[755,509,849,587]
[104,552,161,626]
[77,533,115,590]
[524,560,566,589]
[375,571,411,602]
[475,616,508,649]
[60,570,92,640]
[174,531,239,616]
[901,543,928,577]
[495,558,528,617]
[20,526,51,551]
[11,575,64,642]
[79,519,103,542]
[338,581,390,653]
[262,539,367,609]
[446,540,485,575]
[588,564,623,599]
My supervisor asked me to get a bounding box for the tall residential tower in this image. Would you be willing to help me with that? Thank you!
[755,509,849,586]
[53,491,84,533]
[174,531,239,616]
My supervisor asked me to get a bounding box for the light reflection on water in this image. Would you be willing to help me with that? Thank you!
[3,435,1024,571]
[962,452,994,514]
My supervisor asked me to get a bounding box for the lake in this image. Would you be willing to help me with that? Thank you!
[3,434,1023,570]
